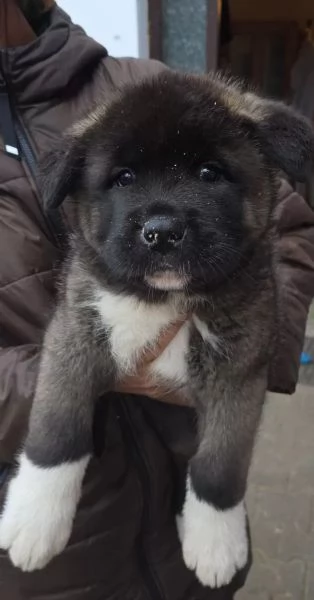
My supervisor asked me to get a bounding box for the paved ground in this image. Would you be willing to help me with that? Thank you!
[237,377,314,599]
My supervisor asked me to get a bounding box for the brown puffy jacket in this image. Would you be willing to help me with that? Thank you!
[0,5,314,600]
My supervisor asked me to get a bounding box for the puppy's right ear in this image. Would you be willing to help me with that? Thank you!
[240,92,314,182]
[39,133,85,211]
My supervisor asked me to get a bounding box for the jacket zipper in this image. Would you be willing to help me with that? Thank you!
[0,58,64,247]
[118,398,165,600]
[12,111,64,247]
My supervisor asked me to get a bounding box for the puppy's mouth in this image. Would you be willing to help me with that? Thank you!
[144,270,190,291]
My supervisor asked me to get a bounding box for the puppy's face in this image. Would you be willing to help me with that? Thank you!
[42,73,314,297]
[80,95,264,295]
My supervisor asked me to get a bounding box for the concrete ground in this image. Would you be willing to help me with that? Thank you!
[237,322,314,600]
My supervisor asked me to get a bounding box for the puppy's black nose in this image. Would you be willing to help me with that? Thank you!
[142,216,186,250]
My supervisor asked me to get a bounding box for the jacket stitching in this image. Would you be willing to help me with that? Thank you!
[0,268,53,291]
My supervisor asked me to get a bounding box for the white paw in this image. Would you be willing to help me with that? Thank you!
[177,481,248,588]
[0,454,89,571]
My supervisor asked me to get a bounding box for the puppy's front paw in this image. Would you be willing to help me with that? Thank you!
[0,454,88,571]
[0,503,72,572]
[177,487,248,588]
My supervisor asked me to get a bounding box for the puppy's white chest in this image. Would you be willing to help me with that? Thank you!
[93,289,188,382]
[92,289,216,387]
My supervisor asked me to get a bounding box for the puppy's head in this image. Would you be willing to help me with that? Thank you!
[41,72,314,297]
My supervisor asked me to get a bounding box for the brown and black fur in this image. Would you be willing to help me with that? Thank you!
[4,71,314,580]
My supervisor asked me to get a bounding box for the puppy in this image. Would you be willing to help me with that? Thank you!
[0,71,313,587]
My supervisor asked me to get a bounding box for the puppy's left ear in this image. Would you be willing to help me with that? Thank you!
[243,93,314,181]
[39,132,85,211]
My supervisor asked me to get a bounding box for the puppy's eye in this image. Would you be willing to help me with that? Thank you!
[114,169,136,187]
[199,163,224,183]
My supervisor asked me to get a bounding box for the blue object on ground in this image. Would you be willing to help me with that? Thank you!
[301,352,313,365]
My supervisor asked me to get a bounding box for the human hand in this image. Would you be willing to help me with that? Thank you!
[114,320,193,407]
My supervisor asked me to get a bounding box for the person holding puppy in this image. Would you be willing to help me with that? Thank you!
[0,2,314,600]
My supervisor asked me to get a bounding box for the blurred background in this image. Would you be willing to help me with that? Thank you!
[58,0,314,98]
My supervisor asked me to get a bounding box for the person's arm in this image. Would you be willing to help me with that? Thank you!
[0,169,59,464]
[0,263,56,463]
[0,345,39,463]
[268,178,314,394]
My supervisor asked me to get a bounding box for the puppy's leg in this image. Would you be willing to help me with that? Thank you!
[0,454,90,572]
[0,305,106,572]
[178,372,266,588]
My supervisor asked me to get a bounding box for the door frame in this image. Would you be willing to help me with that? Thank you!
[148,0,220,70]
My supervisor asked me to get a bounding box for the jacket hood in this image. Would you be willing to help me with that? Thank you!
[0,6,107,103]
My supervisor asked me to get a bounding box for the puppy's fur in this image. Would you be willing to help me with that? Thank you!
[0,72,313,585]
